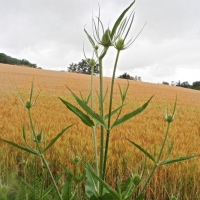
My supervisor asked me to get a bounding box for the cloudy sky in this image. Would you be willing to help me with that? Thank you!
[1,0,200,84]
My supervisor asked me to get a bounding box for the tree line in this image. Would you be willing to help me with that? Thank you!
[163,80,200,90]
[0,53,37,68]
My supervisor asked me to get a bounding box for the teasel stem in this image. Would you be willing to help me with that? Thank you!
[28,109,63,200]
[99,47,108,194]
[140,122,171,195]
[90,64,99,185]
[102,50,121,181]
[157,122,171,162]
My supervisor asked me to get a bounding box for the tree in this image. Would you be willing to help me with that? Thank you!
[118,72,141,81]
[68,59,99,75]
[180,81,191,88]
[192,81,200,90]
[0,53,37,68]
[118,72,132,79]
[162,81,169,85]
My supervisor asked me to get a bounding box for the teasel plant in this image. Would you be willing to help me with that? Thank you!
[60,1,199,199]
[1,1,199,200]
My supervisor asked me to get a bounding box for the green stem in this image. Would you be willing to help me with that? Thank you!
[157,122,171,162]
[90,65,99,182]
[140,122,171,194]
[140,164,157,195]
[99,48,108,195]
[28,109,63,200]
[41,155,63,200]
[102,50,121,181]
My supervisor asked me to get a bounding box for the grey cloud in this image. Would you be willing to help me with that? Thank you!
[0,0,199,83]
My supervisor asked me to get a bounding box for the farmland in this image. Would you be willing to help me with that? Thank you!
[0,63,200,199]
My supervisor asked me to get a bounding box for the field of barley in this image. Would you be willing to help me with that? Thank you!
[0,63,200,199]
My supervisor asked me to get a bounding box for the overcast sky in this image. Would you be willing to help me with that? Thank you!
[1,0,200,84]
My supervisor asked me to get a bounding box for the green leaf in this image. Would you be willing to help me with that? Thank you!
[43,125,73,154]
[111,0,135,39]
[159,155,199,165]
[20,177,36,194]
[103,105,124,123]
[86,164,119,200]
[127,139,155,163]
[118,81,129,102]
[59,97,94,127]
[121,177,136,200]
[112,95,153,128]
[79,91,91,105]
[22,125,26,141]
[0,139,39,155]
[116,178,122,196]
[85,164,100,199]
[30,79,34,102]
[136,193,145,200]
[62,168,74,200]
[84,28,96,50]
[43,172,65,198]
[121,178,132,193]
[65,87,106,127]
[36,130,42,143]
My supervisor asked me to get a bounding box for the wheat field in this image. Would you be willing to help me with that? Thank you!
[0,63,200,199]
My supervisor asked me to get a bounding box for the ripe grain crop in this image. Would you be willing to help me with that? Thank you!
[0,63,200,199]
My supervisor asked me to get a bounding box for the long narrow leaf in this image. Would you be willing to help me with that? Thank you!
[112,95,153,128]
[43,125,73,154]
[104,105,124,121]
[20,178,36,194]
[62,168,74,200]
[0,139,39,155]
[85,164,100,199]
[43,172,65,198]
[86,164,119,200]
[111,0,135,39]
[136,193,145,200]
[84,28,96,50]
[59,98,94,127]
[127,139,155,163]
[159,155,199,165]
[65,87,106,127]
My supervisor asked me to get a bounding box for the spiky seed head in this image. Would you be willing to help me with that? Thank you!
[115,38,125,50]
[25,100,32,109]
[165,114,174,123]
[89,58,96,67]
[101,29,112,47]
[21,160,28,166]
[73,156,80,164]
[95,45,98,50]
[170,195,178,200]
[132,174,141,185]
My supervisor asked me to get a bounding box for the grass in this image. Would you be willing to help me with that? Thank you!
[0,63,200,199]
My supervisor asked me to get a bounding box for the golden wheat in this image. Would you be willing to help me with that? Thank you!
[0,63,200,199]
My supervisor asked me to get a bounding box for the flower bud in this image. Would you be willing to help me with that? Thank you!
[25,100,32,109]
[101,29,112,47]
[95,45,98,51]
[21,160,28,166]
[132,174,141,185]
[170,195,178,200]
[115,38,125,50]
[73,156,80,164]
[89,59,96,67]
[165,114,174,123]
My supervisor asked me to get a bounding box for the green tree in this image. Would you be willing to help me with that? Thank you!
[192,81,200,90]
[0,53,37,68]
[68,59,99,75]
